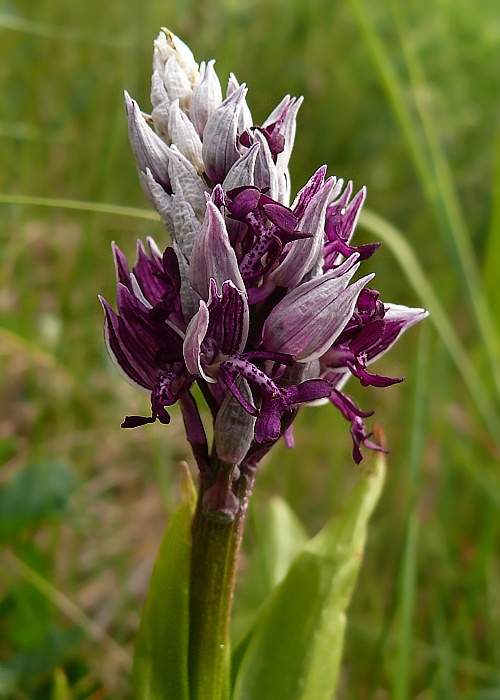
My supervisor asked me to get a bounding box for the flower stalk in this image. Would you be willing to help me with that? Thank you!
[189,455,255,700]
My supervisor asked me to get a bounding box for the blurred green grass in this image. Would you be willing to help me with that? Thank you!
[1,0,500,697]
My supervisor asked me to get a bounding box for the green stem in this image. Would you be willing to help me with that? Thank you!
[189,459,254,700]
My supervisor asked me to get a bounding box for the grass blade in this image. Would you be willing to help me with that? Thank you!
[0,194,158,221]
[348,0,499,398]
[393,326,430,699]
[390,0,500,397]
[483,127,500,327]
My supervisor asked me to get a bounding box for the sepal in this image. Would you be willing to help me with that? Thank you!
[125,91,170,191]
[189,196,245,299]
[264,259,374,362]
[168,99,204,172]
[270,177,335,288]
[191,60,223,138]
[202,85,247,183]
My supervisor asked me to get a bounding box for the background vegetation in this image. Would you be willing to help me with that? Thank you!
[1,0,499,697]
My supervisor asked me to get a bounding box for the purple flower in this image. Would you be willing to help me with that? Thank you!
[101,28,428,504]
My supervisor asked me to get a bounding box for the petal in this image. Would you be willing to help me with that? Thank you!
[330,389,386,464]
[202,84,248,183]
[151,69,170,110]
[168,99,204,171]
[189,198,246,299]
[150,71,171,141]
[346,361,404,388]
[263,95,303,203]
[151,369,193,418]
[291,166,327,219]
[261,201,298,232]
[207,279,249,355]
[131,239,167,305]
[183,300,214,381]
[325,186,366,246]
[254,394,283,443]
[226,73,253,132]
[100,296,155,390]
[173,241,201,322]
[124,92,171,190]
[218,359,259,416]
[163,54,193,109]
[115,283,181,355]
[225,185,261,218]
[222,141,260,192]
[190,59,223,138]
[252,130,279,200]
[270,177,336,288]
[283,378,332,405]
[139,169,174,233]
[349,319,387,356]
[122,414,159,428]
[365,304,429,365]
[254,378,331,444]
[263,260,374,362]
[330,389,374,420]
[171,192,202,260]
[166,146,208,220]
[112,242,131,287]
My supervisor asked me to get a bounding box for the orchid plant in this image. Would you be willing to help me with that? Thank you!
[101,28,427,700]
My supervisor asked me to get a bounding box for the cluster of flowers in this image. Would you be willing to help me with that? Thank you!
[101,29,426,486]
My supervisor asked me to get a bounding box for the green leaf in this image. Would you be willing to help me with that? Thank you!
[257,496,309,593]
[232,496,309,651]
[0,461,78,540]
[232,454,385,700]
[133,467,196,700]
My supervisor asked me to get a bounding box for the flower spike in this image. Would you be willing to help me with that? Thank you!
[102,27,428,483]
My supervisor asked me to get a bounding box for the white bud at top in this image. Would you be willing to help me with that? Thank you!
[162,55,193,110]
[153,28,199,86]
[190,60,223,138]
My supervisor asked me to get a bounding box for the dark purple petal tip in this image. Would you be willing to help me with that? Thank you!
[121,414,159,428]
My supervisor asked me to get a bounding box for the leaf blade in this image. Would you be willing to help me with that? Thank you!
[133,471,195,700]
[232,453,385,700]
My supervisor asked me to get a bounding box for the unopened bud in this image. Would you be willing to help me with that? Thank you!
[215,377,256,465]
